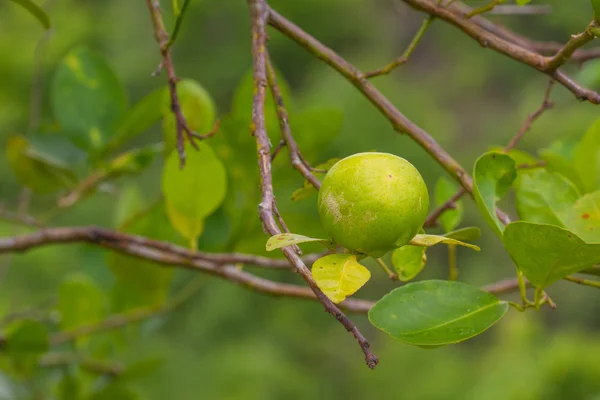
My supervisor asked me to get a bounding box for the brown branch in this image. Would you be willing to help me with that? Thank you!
[505,80,554,151]
[399,0,600,104]
[248,0,378,369]
[145,0,198,168]
[265,53,321,190]
[423,187,467,228]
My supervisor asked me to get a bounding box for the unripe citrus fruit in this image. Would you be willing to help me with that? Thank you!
[317,152,429,258]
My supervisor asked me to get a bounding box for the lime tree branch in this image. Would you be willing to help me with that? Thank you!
[248,0,378,369]
[399,0,600,103]
[144,0,203,168]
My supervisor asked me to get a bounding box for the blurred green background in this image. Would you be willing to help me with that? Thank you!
[2,0,600,399]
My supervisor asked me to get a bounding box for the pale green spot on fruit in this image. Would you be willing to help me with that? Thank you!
[317,152,429,258]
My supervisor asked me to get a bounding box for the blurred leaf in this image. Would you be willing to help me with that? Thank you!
[574,117,600,193]
[311,254,370,304]
[443,227,482,242]
[567,191,600,243]
[51,47,128,152]
[162,79,216,157]
[503,222,600,288]
[6,135,76,193]
[591,0,600,17]
[368,280,508,346]
[89,382,142,400]
[3,320,49,377]
[231,67,291,142]
[106,143,162,177]
[266,233,330,251]
[291,107,343,153]
[391,245,427,282]
[108,86,167,151]
[539,141,585,192]
[408,234,480,251]
[119,356,165,382]
[114,185,146,228]
[57,369,82,400]
[435,177,462,232]
[290,158,339,202]
[515,169,580,226]
[9,0,50,29]
[57,274,106,334]
[110,201,179,310]
[473,152,517,237]
[162,143,227,247]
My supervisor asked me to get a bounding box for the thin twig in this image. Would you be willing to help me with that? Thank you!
[545,22,598,72]
[423,188,466,228]
[265,53,321,190]
[564,275,600,289]
[248,0,378,369]
[505,80,554,151]
[145,0,198,168]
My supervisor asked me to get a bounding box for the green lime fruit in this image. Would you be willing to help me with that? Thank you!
[317,152,429,258]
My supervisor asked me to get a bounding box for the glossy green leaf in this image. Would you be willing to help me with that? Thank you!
[368,280,508,346]
[9,0,50,29]
[51,47,128,151]
[515,169,581,226]
[162,79,216,157]
[266,233,330,251]
[110,201,180,310]
[503,221,600,288]
[443,227,482,242]
[162,142,227,247]
[4,320,49,377]
[391,245,427,282]
[311,254,371,304]
[408,234,480,251]
[489,146,537,167]
[434,177,462,232]
[57,274,105,332]
[108,86,167,151]
[568,191,600,242]
[574,117,600,193]
[473,152,517,237]
[6,135,76,194]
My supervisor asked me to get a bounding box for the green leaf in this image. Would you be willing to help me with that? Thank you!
[434,177,462,232]
[162,142,227,247]
[443,227,482,242]
[9,0,50,29]
[515,169,581,226]
[266,233,331,251]
[591,0,600,18]
[6,135,76,194]
[489,146,537,167]
[57,274,106,332]
[473,152,517,237]
[106,143,162,177]
[503,221,600,288]
[291,158,339,202]
[110,201,180,310]
[51,47,128,152]
[311,254,371,304]
[108,87,167,151]
[89,383,142,400]
[114,185,146,228]
[4,320,49,377]
[391,245,427,282]
[574,117,600,193]
[162,79,216,157]
[368,280,508,346]
[539,142,585,193]
[569,191,600,242]
[408,234,480,251]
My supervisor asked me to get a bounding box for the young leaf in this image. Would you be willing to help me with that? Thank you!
[368,280,508,346]
[435,177,462,232]
[266,233,330,251]
[162,142,227,247]
[574,117,600,193]
[408,234,480,251]
[443,227,482,242]
[162,79,216,157]
[503,221,600,288]
[9,0,50,29]
[515,169,581,226]
[6,135,76,194]
[50,47,128,152]
[57,274,106,332]
[391,245,427,282]
[473,152,517,237]
[311,254,371,304]
[4,320,49,377]
[108,86,167,151]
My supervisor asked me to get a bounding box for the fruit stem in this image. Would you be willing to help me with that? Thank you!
[376,258,398,281]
